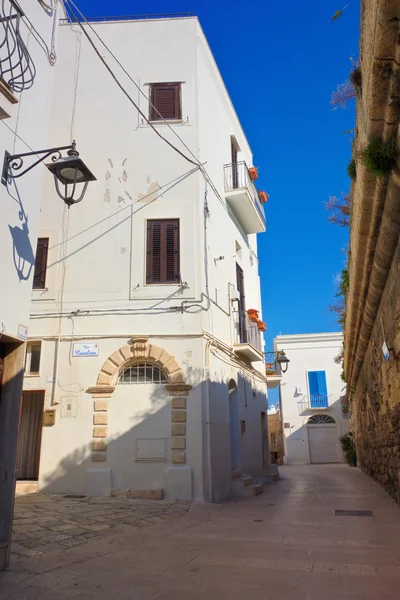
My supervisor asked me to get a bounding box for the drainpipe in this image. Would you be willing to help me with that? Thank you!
[204,340,213,503]
[51,334,60,406]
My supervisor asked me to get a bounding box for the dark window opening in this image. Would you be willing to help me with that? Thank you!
[236,263,247,343]
[33,238,49,289]
[147,219,180,284]
[149,83,182,121]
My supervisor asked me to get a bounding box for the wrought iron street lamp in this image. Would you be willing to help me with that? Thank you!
[1,141,96,207]
[265,350,290,374]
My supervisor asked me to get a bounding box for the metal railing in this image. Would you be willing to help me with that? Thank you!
[0,0,36,92]
[310,394,329,408]
[298,394,329,414]
[234,313,263,355]
[223,161,265,224]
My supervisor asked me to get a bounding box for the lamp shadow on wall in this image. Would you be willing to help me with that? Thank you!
[5,179,35,282]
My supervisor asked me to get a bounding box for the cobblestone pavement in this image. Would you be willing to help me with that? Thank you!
[11,493,192,556]
[2,466,400,599]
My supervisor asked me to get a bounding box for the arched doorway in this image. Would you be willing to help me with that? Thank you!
[228,379,241,471]
[307,414,340,463]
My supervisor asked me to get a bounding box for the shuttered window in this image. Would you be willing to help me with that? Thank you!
[33,238,49,289]
[149,83,181,121]
[308,371,328,408]
[146,219,180,284]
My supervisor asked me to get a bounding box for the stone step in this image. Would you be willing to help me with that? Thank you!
[232,479,263,498]
[232,469,242,479]
[15,481,38,495]
[243,476,253,487]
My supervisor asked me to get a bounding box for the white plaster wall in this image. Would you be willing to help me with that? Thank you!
[24,336,206,499]
[24,17,268,501]
[274,333,349,465]
[0,1,59,340]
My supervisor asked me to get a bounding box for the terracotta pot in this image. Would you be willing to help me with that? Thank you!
[259,191,269,203]
[257,321,267,332]
[249,167,258,181]
[247,309,259,322]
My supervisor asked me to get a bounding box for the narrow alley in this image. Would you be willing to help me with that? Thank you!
[2,465,400,599]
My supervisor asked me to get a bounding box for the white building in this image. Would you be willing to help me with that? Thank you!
[0,0,61,572]
[274,333,349,465]
[21,14,270,503]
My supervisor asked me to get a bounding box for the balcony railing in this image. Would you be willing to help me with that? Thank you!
[223,161,266,233]
[0,0,36,93]
[310,394,329,408]
[233,312,263,355]
[298,394,330,414]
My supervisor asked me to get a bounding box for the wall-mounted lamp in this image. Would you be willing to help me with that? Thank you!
[264,350,290,374]
[1,140,96,207]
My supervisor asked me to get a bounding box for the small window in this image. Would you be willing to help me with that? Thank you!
[118,363,167,385]
[25,342,41,375]
[33,238,49,289]
[149,83,181,121]
[146,219,180,284]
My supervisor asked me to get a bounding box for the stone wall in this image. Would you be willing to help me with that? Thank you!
[351,236,400,504]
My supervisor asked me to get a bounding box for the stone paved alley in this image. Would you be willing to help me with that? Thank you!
[2,465,400,599]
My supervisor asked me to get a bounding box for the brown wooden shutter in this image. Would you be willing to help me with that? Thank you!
[150,83,181,120]
[147,220,179,284]
[33,238,49,289]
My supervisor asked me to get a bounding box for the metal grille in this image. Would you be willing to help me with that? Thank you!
[0,0,36,92]
[335,510,374,517]
[118,362,167,385]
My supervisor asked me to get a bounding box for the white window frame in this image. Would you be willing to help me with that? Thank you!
[25,341,42,376]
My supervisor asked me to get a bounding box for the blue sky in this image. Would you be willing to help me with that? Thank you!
[73,0,358,380]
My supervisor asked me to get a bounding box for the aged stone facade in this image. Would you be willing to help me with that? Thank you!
[345,0,400,503]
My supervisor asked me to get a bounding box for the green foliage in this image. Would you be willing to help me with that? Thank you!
[340,370,346,382]
[339,268,349,297]
[349,66,362,91]
[360,139,397,178]
[339,432,357,466]
[347,159,356,180]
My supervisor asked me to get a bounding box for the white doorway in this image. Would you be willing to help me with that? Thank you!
[307,414,341,463]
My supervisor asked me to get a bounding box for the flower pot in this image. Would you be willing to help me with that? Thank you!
[249,167,258,180]
[247,309,259,322]
[259,191,269,203]
[257,321,267,332]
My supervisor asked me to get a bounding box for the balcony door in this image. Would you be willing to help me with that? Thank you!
[231,137,239,189]
[236,263,247,343]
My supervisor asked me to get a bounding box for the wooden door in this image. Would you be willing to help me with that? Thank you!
[16,391,44,480]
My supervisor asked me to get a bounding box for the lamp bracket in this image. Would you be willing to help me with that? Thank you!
[1,144,74,186]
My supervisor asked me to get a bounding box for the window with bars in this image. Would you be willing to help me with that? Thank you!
[33,238,49,289]
[146,219,180,284]
[118,363,168,385]
[149,83,182,121]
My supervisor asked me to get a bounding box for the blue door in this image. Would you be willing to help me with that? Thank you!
[308,371,328,408]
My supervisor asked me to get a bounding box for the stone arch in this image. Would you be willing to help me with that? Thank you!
[87,336,191,472]
[93,336,185,391]
[307,414,336,425]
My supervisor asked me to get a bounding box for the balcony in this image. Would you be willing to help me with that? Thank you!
[266,364,282,389]
[224,161,266,234]
[233,313,264,363]
[298,394,330,415]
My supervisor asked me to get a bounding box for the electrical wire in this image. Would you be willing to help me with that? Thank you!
[62,0,251,242]
[21,1,58,65]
